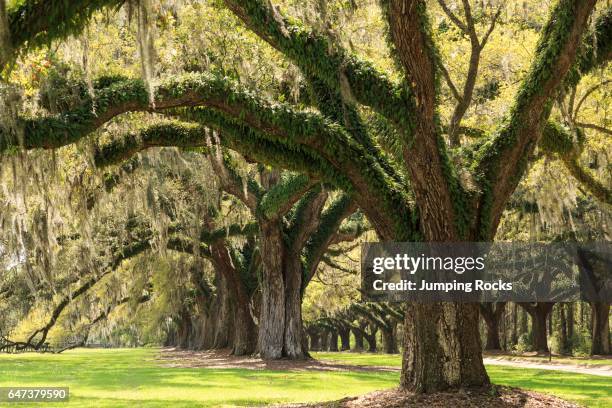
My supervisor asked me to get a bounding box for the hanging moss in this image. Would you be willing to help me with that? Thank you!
[4,0,124,69]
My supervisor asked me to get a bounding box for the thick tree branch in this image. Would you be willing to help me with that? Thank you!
[3,0,123,70]
[286,187,328,254]
[575,122,612,136]
[257,174,317,220]
[303,194,357,287]
[474,0,598,239]
[539,121,611,205]
[222,0,414,132]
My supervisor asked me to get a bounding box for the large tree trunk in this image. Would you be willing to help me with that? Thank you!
[364,325,377,353]
[212,273,233,349]
[339,328,351,351]
[258,221,308,359]
[309,332,321,351]
[511,303,518,348]
[283,258,307,358]
[209,242,256,355]
[176,309,192,349]
[320,330,329,351]
[233,299,257,355]
[479,303,506,351]
[590,302,611,355]
[401,303,488,392]
[382,323,398,354]
[258,222,286,359]
[567,303,574,341]
[521,303,554,353]
[352,328,364,352]
[559,304,570,354]
[329,330,339,352]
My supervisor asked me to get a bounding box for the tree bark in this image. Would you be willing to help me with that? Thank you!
[233,298,257,356]
[309,333,321,351]
[559,304,569,354]
[209,241,256,355]
[329,330,339,352]
[364,325,378,353]
[511,303,518,348]
[258,222,286,359]
[258,221,308,359]
[352,328,364,352]
[479,303,506,351]
[382,322,398,354]
[521,303,554,353]
[319,330,329,351]
[283,257,307,359]
[590,302,611,355]
[212,273,233,349]
[339,328,351,351]
[401,303,488,392]
[176,308,192,349]
[567,303,574,341]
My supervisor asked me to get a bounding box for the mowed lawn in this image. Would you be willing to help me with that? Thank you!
[314,352,612,408]
[0,349,607,407]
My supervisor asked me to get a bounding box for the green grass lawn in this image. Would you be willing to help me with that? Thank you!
[0,348,609,407]
[0,348,397,407]
[482,353,612,367]
[313,352,611,408]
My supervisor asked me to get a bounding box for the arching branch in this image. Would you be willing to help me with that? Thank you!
[303,194,357,287]
[222,0,414,133]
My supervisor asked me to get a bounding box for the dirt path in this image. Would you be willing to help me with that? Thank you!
[483,356,612,377]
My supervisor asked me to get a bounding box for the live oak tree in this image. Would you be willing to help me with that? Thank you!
[1,0,611,393]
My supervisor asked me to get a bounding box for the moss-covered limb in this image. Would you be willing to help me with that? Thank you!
[302,194,357,288]
[566,7,612,88]
[329,212,368,246]
[199,222,259,245]
[473,0,597,239]
[349,303,391,331]
[303,75,416,241]
[0,0,11,66]
[380,0,438,119]
[181,107,417,241]
[575,122,612,136]
[2,0,123,70]
[2,72,351,162]
[563,157,611,205]
[202,148,262,211]
[222,0,414,132]
[307,75,408,192]
[257,173,316,220]
[285,187,328,255]
[539,121,611,205]
[93,121,208,168]
[442,125,487,139]
[181,107,352,190]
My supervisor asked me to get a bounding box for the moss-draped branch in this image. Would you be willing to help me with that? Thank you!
[2,0,124,70]
[540,122,611,205]
[222,0,415,134]
[473,0,598,239]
